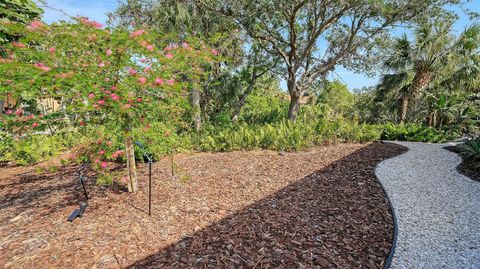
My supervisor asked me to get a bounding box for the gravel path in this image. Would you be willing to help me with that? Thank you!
[376,141,480,269]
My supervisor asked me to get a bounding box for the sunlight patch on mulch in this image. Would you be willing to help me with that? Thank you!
[0,142,406,268]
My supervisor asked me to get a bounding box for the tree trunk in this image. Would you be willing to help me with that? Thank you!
[288,93,301,122]
[399,95,409,123]
[124,130,138,193]
[191,82,202,131]
[426,113,433,126]
[411,71,432,99]
[287,70,301,122]
[0,99,4,114]
[230,83,256,123]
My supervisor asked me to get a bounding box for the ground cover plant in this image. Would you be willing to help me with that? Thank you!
[449,137,480,181]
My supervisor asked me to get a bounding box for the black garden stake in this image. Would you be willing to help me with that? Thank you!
[68,166,89,222]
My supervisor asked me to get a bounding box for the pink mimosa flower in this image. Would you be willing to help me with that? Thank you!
[32,122,39,128]
[15,109,23,115]
[211,48,219,55]
[106,141,112,146]
[80,17,103,28]
[94,158,100,164]
[5,109,13,115]
[111,152,119,159]
[182,42,189,49]
[140,58,146,63]
[0,58,13,63]
[154,77,164,85]
[128,68,137,76]
[104,77,110,82]
[137,97,142,102]
[98,100,106,105]
[165,53,173,59]
[106,49,112,56]
[138,77,147,84]
[130,29,145,37]
[12,42,26,48]
[146,44,154,51]
[98,62,105,68]
[90,21,103,28]
[101,161,108,168]
[49,47,55,54]
[27,20,44,30]
[111,85,117,90]
[99,150,106,155]
[123,104,132,109]
[116,150,124,155]
[88,93,95,99]
[164,45,174,51]
[140,40,148,47]
[34,63,50,71]
[110,93,120,101]
[143,66,151,73]
[167,79,175,85]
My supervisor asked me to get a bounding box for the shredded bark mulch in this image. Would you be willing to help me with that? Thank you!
[446,146,480,182]
[0,142,406,268]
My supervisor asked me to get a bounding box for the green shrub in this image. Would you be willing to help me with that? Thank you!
[239,95,288,124]
[380,123,460,143]
[458,137,480,162]
[194,118,382,152]
[96,173,113,186]
[132,122,192,161]
[0,131,77,165]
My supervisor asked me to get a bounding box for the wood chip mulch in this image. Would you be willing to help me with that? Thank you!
[446,146,480,182]
[0,142,406,268]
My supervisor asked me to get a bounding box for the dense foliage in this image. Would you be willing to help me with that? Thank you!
[1,1,479,189]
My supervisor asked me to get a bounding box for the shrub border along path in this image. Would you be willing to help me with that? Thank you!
[376,141,480,268]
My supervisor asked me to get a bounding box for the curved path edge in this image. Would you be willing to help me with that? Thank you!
[374,141,409,269]
[375,141,480,269]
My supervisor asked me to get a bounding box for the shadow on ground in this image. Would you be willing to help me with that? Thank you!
[0,165,112,218]
[126,142,406,268]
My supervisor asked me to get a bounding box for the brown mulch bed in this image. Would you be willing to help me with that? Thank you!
[446,146,480,182]
[0,142,406,268]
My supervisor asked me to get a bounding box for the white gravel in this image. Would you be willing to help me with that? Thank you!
[376,141,480,269]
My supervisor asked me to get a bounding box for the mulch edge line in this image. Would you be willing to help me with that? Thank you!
[374,141,409,269]
[444,145,480,183]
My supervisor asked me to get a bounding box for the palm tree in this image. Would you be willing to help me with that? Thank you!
[376,21,479,123]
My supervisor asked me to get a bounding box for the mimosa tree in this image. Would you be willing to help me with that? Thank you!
[0,18,215,192]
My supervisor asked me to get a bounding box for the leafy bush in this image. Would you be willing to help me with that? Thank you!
[194,118,382,152]
[132,122,192,161]
[239,95,288,124]
[380,123,460,143]
[458,137,480,162]
[96,173,114,186]
[0,131,77,165]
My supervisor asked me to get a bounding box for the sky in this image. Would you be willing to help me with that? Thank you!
[38,0,478,91]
